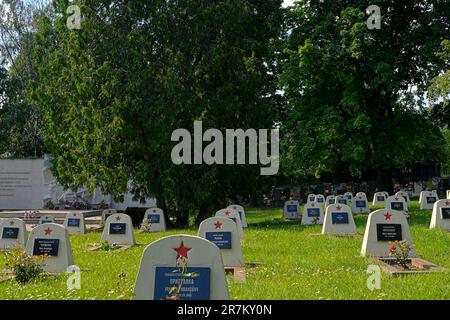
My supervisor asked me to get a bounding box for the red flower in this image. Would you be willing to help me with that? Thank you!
[389,245,396,253]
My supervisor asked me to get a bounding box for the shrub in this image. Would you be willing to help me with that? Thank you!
[389,240,413,269]
[4,247,46,284]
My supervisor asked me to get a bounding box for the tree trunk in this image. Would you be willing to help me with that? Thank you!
[194,204,213,227]
[376,168,393,194]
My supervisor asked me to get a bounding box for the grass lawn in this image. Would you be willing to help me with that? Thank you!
[0,200,449,300]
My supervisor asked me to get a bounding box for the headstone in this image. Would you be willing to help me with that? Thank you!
[301,202,324,225]
[283,200,301,220]
[100,213,136,245]
[322,204,356,235]
[351,194,370,214]
[63,212,86,235]
[227,204,248,228]
[344,192,353,202]
[372,192,386,206]
[361,209,416,257]
[395,191,411,207]
[447,190,450,199]
[325,195,336,206]
[355,192,366,198]
[102,209,117,224]
[0,218,27,250]
[419,191,439,210]
[39,214,55,225]
[198,217,243,267]
[306,194,316,204]
[335,195,349,206]
[314,194,325,206]
[133,234,229,300]
[429,199,450,231]
[25,223,74,273]
[142,208,167,232]
[382,191,389,200]
[215,209,244,239]
[385,195,408,216]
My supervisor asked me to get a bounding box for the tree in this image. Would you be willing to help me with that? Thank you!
[280,0,450,192]
[31,0,283,225]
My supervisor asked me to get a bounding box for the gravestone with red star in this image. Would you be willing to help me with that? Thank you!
[25,223,74,272]
[395,191,411,207]
[38,214,55,225]
[227,204,248,228]
[215,208,244,238]
[133,235,229,300]
[430,199,450,231]
[306,194,316,204]
[314,194,326,206]
[198,216,244,267]
[344,192,353,202]
[101,213,136,245]
[142,207,166,232]
[372,192,387,206]
[283,200,301,220]
[0,218,27,250]
[361,209,416,257]
[322,204,356,235]
[335,195,349,206]
[301,202,324,225]
[351,194,370,214]
[419,191,439,210]
[63,212,86,234]
[385,195,408,217]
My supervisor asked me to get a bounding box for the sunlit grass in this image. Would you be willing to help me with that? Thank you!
[0,200,449,300]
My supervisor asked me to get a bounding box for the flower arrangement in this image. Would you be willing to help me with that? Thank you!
[389,240,413,269]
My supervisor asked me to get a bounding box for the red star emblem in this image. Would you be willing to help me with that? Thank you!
[174,241,191,259]
[445,201,450,206]
[115,216,121,221]
[429,193,432,196]
[9,220,15,225]
[233,206,237,210]
[311,203,315,207]
[44,227,53,236]
[153,209,156,213]
[73,213,77,217]
[214,221,223,229]
[384,212,392,221]
[225,210,231,216]
[394,197,399,200]
[336,205,342,211]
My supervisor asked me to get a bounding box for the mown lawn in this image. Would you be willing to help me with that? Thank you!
[0,200,449,300]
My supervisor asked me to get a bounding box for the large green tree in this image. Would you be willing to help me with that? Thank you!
[31,0,283,225]
[280,0,450,191]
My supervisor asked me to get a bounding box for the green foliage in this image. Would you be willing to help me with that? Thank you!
[99,241,119,251]
[280,0,449,184]
[30,0,284,225]
[389,240,414,269]
[4,247,45,284]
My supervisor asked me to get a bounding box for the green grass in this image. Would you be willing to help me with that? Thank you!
[0,200,449,300]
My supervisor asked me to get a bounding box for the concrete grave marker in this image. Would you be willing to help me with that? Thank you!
[283,200,300,220]
[361,209,416,257]
[39,214,55,225]
[335,195,349,206]
[133,234,229,300]
[447,190,450,199]
[322,204,356,235]
[198,217,243,267]
[315,194,325,206]
[63,212,86,235]
[395,191,411,207]
[344,192,353,202]
[102,209,117,224]
[301,202,324,225]
[306,194,316,204]
[25,223,74,273]
[142,208,167,232]
[385,195,408,216]
[419,191,438,210]
[355,192,366,198]
[101,213,136,245]
[382,191,389,200]
[227,204,248,228]
[372,192,386,206]
[429,199,450,231]
[0,218,26,250]
[325,195,336,206]
[215,209,244,238]
[351,194,370,214]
